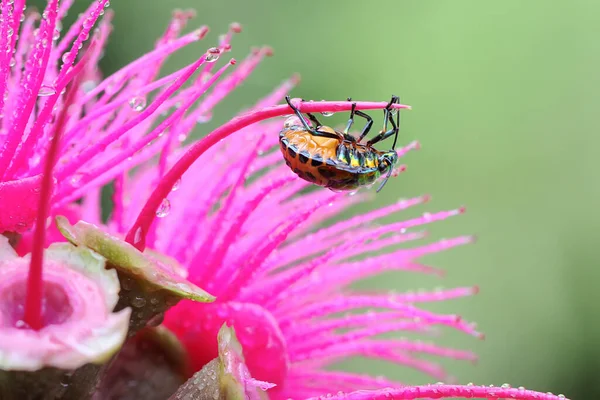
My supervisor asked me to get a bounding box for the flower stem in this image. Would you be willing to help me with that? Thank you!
[23,48,90,330]
[125,98,411,251]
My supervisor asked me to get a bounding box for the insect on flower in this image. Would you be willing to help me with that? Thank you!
[280,95,401,192]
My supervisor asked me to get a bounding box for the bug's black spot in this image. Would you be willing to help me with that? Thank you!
[284,158,292,167]
[305,171,317,182]
[298,151,310,164]
[287,146,296,159]
[311,158,323,167]
[318,167,337,179]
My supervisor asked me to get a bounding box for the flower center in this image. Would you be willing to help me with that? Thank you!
[0,280,73,329]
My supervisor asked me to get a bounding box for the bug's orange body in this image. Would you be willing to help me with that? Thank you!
[280,96,401,192]
[279,125,384,191]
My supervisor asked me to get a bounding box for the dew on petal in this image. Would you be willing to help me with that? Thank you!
[171,178,181,192]
[38,85,57,97]
[129,96,147,112]
[205,47,220,63]
[156,198,171,218]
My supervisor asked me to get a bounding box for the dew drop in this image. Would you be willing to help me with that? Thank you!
[320,100,334,116]
[204,47,220,63]
[156,198,171,217]
[196,114,211,123]
[171,178,181,192]
[284,116,300,128]
[69,173,84,187]
[14,320,28,329]
[28,154,41,168]
[81,80,97,93]
[9,57,15,67]
[52,29,60,41]
[61,52,71,63]
[131,296,146,308]
[128,95,147,112]
[38,84,56,97]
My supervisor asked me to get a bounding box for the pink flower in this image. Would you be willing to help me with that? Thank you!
[95,57,567,400]
[0,1,568,399]
[112,109,479,398]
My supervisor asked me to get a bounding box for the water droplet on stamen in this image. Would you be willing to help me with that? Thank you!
[156,198,171,217]
[129,96,147,112]
[171,178,181,192]
[133,227,142,245]
[81,80,97,93]
[204,47,220,63]
[284,116,299,128]
[61,52,71,63]
[320,100,334,116]
[38,85,56,97]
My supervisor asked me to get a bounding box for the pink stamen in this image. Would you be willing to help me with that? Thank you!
[305,384,569,400]
[189,137,263,281]
[284,311,430,340]
[7,41,97,177]
[55,55,208,181]
[197,176,295,281]
[23,54,86,330]
[0,0,16,124]
[0,0,59,179]
[53,59,235,206]
[287,370,403,392]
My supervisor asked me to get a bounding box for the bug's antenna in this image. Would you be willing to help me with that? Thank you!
[376,167,394,193]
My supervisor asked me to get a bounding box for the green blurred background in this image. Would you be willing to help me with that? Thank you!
[41,0,600,397]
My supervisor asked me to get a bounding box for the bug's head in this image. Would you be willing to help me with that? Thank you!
[378,150,398,173]
[376,150,398,192]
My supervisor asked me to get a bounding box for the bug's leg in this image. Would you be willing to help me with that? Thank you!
[285,96,339,139]
[285,96,338,139]
[367,109,399,146]
[285,96,313,132]
[309,130,342,140]
[343,102,357,134]
[355,109,374,142]
[306,112,323,129]
[392,100,401,149]
[367,96,400,146]
[382,95,399,133]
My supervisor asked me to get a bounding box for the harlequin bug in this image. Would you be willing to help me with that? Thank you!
[279,96,400,192]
